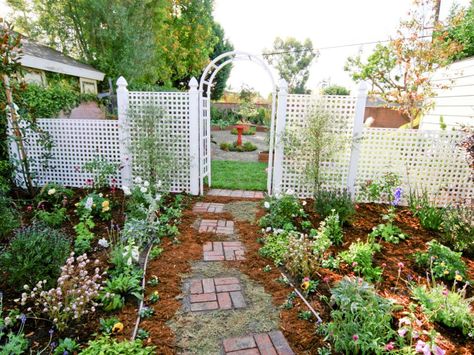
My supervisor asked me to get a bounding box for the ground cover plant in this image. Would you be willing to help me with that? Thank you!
[219,141,258,152]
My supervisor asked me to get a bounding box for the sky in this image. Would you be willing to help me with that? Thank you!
[1,0,470,95]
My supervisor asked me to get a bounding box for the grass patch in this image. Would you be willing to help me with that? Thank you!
[224,201,259,223]
[210,160,267,191]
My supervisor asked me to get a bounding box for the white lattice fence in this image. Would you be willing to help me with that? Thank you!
[13,119,121,187]
[127,90,192,193]
[279,94,358,197]
[356,128,473,206]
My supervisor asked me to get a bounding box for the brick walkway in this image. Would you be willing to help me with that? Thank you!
[207,189,265,199]
[222,331,294,355]
[193,202,225,213]
[188,277,246,312]
[203,241,245,261]
[198,219,234,235]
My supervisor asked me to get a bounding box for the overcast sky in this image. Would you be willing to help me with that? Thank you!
[1,0,470,95]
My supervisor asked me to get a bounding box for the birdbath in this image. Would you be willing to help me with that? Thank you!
[234,124,245,146]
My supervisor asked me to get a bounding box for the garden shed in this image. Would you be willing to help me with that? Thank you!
[19,37,105,94]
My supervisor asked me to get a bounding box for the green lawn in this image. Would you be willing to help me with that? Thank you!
[210,160,267,191]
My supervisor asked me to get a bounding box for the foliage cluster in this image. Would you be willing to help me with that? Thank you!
[80,336,155,354]
[259,191,306,231]
[339,241,383,282]
[322,85,350,96]
[440,206,474,255]
[313,189,355,224]
[219,141,257,152]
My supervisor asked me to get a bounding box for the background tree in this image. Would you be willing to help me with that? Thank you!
[446,0,474,61]
[7,0,217,87]
[345,0,463,127]
[322,85,350,96]
[263,37,318,94]
[210,22,234,100]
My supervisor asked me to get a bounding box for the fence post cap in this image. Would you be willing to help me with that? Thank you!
[189,77,198,89]
[117,76,128,88]
[278,78,288,92]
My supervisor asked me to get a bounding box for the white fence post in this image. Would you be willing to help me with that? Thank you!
[272,79,288,195]
[346,81,368,198]
[116,76,132,188]
[188,77,200,195]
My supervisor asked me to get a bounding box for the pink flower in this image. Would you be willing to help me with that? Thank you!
[352,334,359,341]
[26,205,33,212]
[432,345,446,355]
[323,276,330,283]
[352,261,358,267]
[415,340,430,355]
[398,328,408,337]
[85,179,93,186]
[398,262,404,269]
[382,263,387,268]
[384,342,395,351]
[303,277,310,282]
[442,288,448,296]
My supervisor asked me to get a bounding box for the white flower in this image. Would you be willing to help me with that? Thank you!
[134,176,143,184]
[264,201,270,209]
[85,197,94,210]
[286,189,294,195]
[47,188,56,195]
[302,200,307,206]
[155,194,162,201]
[99,193,103,197]
[122,186,131,196]
[143,181,150,187]
[156,180,162,188]
[265,227,272,232]
[98,238,109,248]
[140,186,147,193]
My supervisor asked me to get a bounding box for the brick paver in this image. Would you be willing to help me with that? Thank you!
[203,241,245,261]
[193,202,225,213]
[207,189,265,199]
[187,277,246,312]
[198,219,234,235]
[223,331,294,355]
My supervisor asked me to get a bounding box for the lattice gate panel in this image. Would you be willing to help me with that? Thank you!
[356,128,473,206]
[128,91,191,193]
[16,119,121,187]
[280,94,358,197]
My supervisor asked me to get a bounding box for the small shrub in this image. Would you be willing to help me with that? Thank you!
[35,207,68,228]
[414,240,468,282]
[339,241,382,282]
[80,336,155,354]
[259,230,291,266]
[0,194,20,240]
[0,224,70,289]
[99,273,143,312]
[408,190,444,231]
[19,253,103,331]
[369,222,407,244]
[314,189,355,224]
[99,317,121,335]
[317,210,344,245]
[36,183,74,207]
[219,141,257,152]
[326,277,395,353]
[53,338,80,355]
[74,217,95,255]
[259,191,306,230]
[411,283,474,337]
[360,172,401,204]
[75,192,112,221]
[441,206,474,255]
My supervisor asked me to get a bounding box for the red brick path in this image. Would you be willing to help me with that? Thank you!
[222,331,294,355]
[193,202,225,213]
[198,219,235,235]
[188,277,246,312]
[203,241,245,261]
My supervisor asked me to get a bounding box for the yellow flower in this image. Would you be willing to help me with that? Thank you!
[153,291,159,296]
[112,322,124,334]
[444,270,449,275]
[440,262,446,267]
[102,200,110,208]
[47,188,56,195]
[301,281,310,290]
[102,206,110,212]
[455,274,463,282]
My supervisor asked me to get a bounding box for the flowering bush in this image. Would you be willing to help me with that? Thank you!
[18,253,104,331]
[259,190,306,231]
[414,240,468,282]
[76,192,112,221]
[325,277,395,354]
[440,206,474,255]
[411,282,474,337]
[35,183,74,208]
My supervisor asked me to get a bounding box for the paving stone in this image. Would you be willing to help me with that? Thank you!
[192,202,225,213]
[214,277,240,285]
[216,283,241,292]
[217,292,232,310]
[222,332,294,355]
[229,291,246,308]
[197,219,235,235]
[202,278,215,293]
[190,301,219,312]
[190,280,203,294]
[190,293,217,303]
[203,242,246,261]
[207,189,265,199]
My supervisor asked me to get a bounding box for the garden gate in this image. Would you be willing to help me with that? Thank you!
[198,51,284,195]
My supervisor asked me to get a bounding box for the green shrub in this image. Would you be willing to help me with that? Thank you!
[35,207,68,228]
[74,217,95,255]
[369,222,408,244]
[360,172,401,204]
[219,141,257,152]
[0,224,70,289]
[322,85,350,96]
[259,192,306,231]
[408,190,444,231]
[0,194,20,240]
[314,189,355,224]
[36,183,74,207]
[80,336,155,354]
[339,241,382,282]
[440,206,474,255]
[259,231,290,266]
[411,283,474,337]
[318,210,344,245]
[75,192,112,221]
[326,277,395,353]
[414,240,468,282]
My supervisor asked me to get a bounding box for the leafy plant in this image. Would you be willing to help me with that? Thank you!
[359,172,401,204]
[440,206,474,255]
[414,240,468,282]
[99,274,143,312]
[74,216,95,255]
[326,277,395,353]
[408,190,444,231]
[259,191,306,231]
[99,317,121,335]
[314,189,355,224]
[0,194,20,240]
[339,241,383,282]
[136,328,150,340]
[82,155,119,190]
[369,222,407,244]
[75,192,112,221]
[411,282,474,337]
[80,336,155,354]
[139,306,154,319]
[53,338,80,355]
[36,183,74,207]
[0,224,70,289]
[298,310,313,321]
[317,210,344,245]
[148,291,160,304]
[259,230,291,266]
[219,141,257,152]
[35,207,68,228]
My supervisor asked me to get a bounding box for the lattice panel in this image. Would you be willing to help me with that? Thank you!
[16,119,121,187]
[356,128,473,206]
[280,94,357,197]
[128,91,191,193]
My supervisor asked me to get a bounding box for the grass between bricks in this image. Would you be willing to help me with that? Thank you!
[210,160,267,191]
[168,261,279,354]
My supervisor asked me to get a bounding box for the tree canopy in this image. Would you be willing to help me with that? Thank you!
[446,0,474,61]
[210,22,234,100]
[263,37,317,94]
[7,0,218,87]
